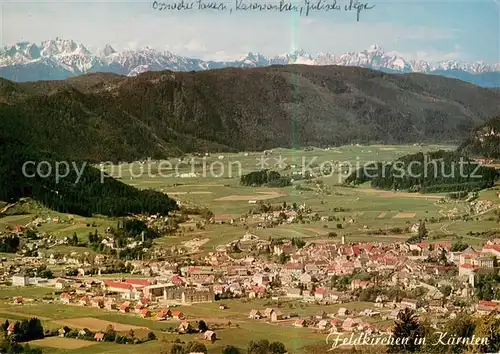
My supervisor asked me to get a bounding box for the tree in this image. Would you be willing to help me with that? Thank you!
[388,308,427,353]
[170,344,184,354]
[185,341,207,354]
[1,319,9,332]
[147,331,156,341]
[22,344,43,354]
[450,240,468,252]
[278,253,290,264]
[473,311,500,353]
[104,324,116,342]
[269,341,286,354]
[27,318,44,340]
[71,232,79,246]
[198,320,208,333]
[222,345,241,354]
[438,248,448,265]
[417,221,428,240]
[440,285,452,297]
[425,313,475,354]
[247,340,270,354]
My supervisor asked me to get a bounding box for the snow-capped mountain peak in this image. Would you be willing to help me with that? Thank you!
[40,38,90,57]
[240,52,268,66]
[98,44,116,58]
[0,40,499,87]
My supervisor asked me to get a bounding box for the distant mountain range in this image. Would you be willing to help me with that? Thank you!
[1,65,500,162]
[1,38,499,87]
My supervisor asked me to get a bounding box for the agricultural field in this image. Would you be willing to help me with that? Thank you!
[3,144,497,254]
[97,144,500,253]
[30,337,99,349]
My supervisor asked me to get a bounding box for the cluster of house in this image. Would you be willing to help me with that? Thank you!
[212,203,312,226]
[5,216,499,339]
[244,292,477,334]
[55,279,189,321]
[455,240,500,283]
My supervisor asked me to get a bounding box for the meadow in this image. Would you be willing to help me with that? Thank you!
[99,144,499,249]
[0,286,387,354]
[2,144,499,251]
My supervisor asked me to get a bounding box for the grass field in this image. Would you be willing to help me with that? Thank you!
[53,317,146,332]
[30,337,99,349]
[0,282,390,354]
[95,144,498,250]
[2,144,499,353]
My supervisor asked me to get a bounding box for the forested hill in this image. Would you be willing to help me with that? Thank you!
[458,115,500,159]
[1,65,500,161]
[344,150,499,193]
[0,136,178,217]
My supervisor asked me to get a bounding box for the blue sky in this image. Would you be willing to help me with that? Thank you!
[1,0,499,63]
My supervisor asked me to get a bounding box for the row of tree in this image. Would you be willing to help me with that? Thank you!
[389,308,499,354]
[166,339,287,354]
[0,318,44,343]
[240,170,291,187]
[344,150,498,193]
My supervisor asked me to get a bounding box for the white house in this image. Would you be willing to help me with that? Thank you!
[12,274,29,287]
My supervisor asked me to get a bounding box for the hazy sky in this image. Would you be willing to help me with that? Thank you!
[1,0,499,63]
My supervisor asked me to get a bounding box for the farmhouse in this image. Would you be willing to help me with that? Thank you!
[60,292,72,304]
[213,214,234,225]
[54,278,69,289]
[78,297,90,306]
[317,319,329,330]
[351,279,373,290]
[156,309,171,321]
[105,300,117,310]
[203,330,216,341]
[139,308,151,318]
[482,244,500,258]
[337,308,349,316]
[91,298,104,308]
[270,310,284,322]
[249,309,262,319]
[178,321,191,333]
[293,319,306,327]
[119,301,131,313]
[172,311,184,320]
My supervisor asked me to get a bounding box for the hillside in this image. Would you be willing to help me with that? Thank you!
[0,135,178,217]
[344,150,499,193]
[1,65,500,162]
[458,115,500,159]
